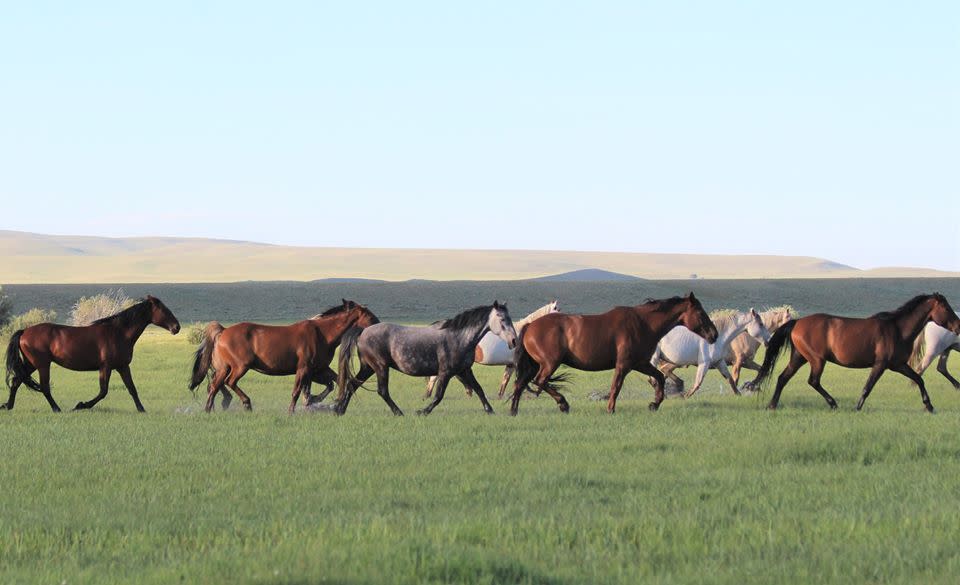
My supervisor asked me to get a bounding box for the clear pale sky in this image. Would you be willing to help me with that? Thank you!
[2,1,957,270]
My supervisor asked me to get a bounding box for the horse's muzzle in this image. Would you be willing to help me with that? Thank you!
[170,323,181,335]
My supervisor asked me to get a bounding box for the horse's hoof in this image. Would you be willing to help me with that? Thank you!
[73,402,86,411]
[925,405,935,414]
[648,402,660,412]
[829,402,838,410]
[0,404,8,411]
[766,403,778,411]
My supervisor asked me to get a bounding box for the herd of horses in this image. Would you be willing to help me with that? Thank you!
[4,292,960,415]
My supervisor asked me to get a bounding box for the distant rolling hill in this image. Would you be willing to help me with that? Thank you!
[532,269,643,282]
[1,230,957,283]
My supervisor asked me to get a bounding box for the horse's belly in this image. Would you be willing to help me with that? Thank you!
[480,342,514,365]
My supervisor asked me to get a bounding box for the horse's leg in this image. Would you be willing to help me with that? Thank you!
[635,361,666,411]
[738,357,764,391]
[457,368,494,414]
[605,364,630,414]
[289,367,312,414]
[219,386,233,411]
[806,359,838,410]
[767,351,806,410]
[75,367,112,411]
[375,367,404,416]
[37,364,60,413]
[731,356,744,387]
[225,368,253,412]
[890,363,935,413]
[536,362,569,414]
[0,361,33,410]
[497,365,514,399]
[205,368,230,413]
[716,361,740,396]
[423,375,436,399]
[309,367,338,403]
[418,372,452,416]
[114,364,147,413]
[682,363,709,398]
[334,362,374,416]
[854,364,886,411]
[936,349,960,390]
[510,362,539,416]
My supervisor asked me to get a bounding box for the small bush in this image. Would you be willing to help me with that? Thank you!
[184,322,206,345]
[0,308,58,341]
[0,286,12,327]
[69,289,134,326]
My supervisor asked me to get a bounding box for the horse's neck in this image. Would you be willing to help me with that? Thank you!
[121,317,151,343]
[517,305,551,329]
[716,315,750,347]
[895,301,935,341]
[451,322,490,350]
[641,303,688,339]
[316,314,356,344]
[760,311,781,330]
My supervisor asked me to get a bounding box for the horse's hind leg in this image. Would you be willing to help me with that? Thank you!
[937,349,960,389]
[0,361,33,410]
[75,367,112,411]
[891,363,935,412]
[716,361,741,396]
[226,368,252,412]
[205,368,230,413]
[533,361,569,414]
[767,352,806,410]
[855,364,886,411]
[497,365,514,399]
[806,360,838,410]
[510,363,539,416]
[219,387,233,410]
[418,372,452,416]
[335,362,374,416]
[423,375,437,399]
[37,365,60,413]
[289,367,312,414]
[457,368,494,414]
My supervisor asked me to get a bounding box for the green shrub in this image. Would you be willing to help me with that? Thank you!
[0,286,12,327]
[184,322,207,345]
[69,289,134,326]
[0,308,58,341]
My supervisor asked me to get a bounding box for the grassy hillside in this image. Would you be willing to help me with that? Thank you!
[4,230,956,282]
[5,278,959,325]
[2,331,960,584]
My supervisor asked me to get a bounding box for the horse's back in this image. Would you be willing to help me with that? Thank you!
[795,313,892,366]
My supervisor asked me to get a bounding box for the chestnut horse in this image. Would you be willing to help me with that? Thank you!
[753,293,960,412]
[4,296,181,412]
[511,293,718,415]
[189,299,379,413]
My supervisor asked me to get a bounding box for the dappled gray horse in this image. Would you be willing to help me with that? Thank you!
[336,302,518,416]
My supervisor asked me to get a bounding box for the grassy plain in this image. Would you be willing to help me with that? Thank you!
[2,328,960,584]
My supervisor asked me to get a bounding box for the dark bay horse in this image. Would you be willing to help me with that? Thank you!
[189,299,379,413]
[4,296,181,412]
[753,293,960,412]
[336,302,518,416]
[511,293,718,415]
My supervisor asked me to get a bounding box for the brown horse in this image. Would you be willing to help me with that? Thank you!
[511,293,718,415]
[753,293,960,412]
[189,299,379,413]
[4,296,181,412]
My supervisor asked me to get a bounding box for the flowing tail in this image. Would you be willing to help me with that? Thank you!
[513,329,568,395]
[188,322,224,391]
[336,326,365,401]
[751,319,797,391]
[5,330,40,392]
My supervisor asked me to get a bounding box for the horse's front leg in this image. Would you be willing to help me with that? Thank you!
[116,365,147,412]
[497,365,514,399]
[683,363,709,398]
[423,375,437,399]
[716,361,740,395]
[308,366,338,403]
[457,368,494,414]
[290,367,312,414]
[936,350,960,390]
[75,367,112,411]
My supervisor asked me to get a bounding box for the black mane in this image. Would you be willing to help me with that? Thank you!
[91,298,152,327]
[319,302,354,317]
[439,304,497,331]
[642,296,686,311]
[872,294,937,320]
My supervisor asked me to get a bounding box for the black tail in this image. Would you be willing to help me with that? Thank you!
[188,322,224,392]
[513,329,569,395]
[752,319,797,391]
[336,327,365,401]
[5,330,40,392]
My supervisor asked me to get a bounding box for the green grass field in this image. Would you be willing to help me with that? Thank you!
[3,330,960,584]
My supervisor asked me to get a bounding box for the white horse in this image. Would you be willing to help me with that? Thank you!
[723,305,796,388]
[652,309,771,398]
[424,300,560,398]
[910,322,960,389]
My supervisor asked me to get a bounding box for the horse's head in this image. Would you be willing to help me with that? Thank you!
[745,308,771,346]
[930,293,960,335]
[347,300,380,328]
[488,301,518,349]
[767,306,795,331]
[680,292,718,343]
[147,295,180,334]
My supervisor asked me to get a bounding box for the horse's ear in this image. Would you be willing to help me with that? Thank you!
[493,300,500,309]
[342,298,348,305]
[686,292,696,300]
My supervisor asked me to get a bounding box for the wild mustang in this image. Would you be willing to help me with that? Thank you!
[653,308,771,398]
[753,293,960,412]
[909,321,960,389]
[423,300,560,399]
[336,302,518,416]
[189,299,379,413]
[4,296,181,412]
[511,293,718,415]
